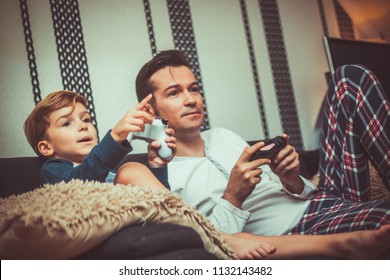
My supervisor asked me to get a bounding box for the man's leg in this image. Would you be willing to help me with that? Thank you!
[318,64,390,202]
[237,225,390,259]
[288,195,390,234]
[288,65,390,235]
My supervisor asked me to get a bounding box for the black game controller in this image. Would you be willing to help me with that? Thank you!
[249,136,287,161]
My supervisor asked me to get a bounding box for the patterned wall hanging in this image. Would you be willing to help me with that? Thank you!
[334,0,355,39]
[143,0,157,56]
[257,0,304,151]
[166,0,210,130]
[20,0,42,105]
[317,0,329,37]
[49,0,98,133]
[239,0,269,139]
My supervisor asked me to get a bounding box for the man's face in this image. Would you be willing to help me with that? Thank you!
[150,66,205,136]
[44,102,98,164]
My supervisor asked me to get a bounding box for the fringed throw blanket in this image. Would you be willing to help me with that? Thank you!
[0,180,235,260]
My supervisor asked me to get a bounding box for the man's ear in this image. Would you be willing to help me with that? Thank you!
[37,140,54,157]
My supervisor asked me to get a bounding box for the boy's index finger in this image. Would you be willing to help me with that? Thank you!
[137,93,153,109]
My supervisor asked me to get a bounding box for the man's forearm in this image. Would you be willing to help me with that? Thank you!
[208,199,250,234]
[222,189,244,209]
[280,177,305,194]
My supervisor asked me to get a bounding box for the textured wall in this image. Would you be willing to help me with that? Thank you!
[0,0,349,158]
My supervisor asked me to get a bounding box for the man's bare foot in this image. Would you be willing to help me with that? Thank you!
[225,233,276,260]
[340,225,390,259]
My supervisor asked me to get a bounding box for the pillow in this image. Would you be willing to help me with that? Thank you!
[0,180,235,260]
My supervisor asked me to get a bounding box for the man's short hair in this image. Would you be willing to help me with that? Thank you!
[24,90,87,157]
[135,49,192,103]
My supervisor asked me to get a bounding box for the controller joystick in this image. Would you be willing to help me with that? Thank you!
[249,136,287,161]
[129,118,172,160]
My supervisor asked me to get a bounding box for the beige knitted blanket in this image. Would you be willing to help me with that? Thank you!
[0,180,235,260]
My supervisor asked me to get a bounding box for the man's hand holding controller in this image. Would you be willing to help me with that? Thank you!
[130,118,176,168]
[249,136,287,161]
[223,136,288,209]
[252,135,304,195]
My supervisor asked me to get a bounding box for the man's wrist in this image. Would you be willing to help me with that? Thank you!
[222,191,243,209]
[280,177,305,194]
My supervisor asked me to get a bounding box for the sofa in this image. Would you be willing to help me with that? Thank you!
[2,150,388,260]
[0,154,225,260]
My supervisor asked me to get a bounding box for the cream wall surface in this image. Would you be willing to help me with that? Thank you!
[0,0,366,158]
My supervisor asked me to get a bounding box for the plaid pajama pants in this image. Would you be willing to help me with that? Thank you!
[288,64,390,235]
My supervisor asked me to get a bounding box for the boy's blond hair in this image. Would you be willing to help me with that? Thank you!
[24,90,88,157]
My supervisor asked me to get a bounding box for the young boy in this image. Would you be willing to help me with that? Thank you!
[23,90,174,190]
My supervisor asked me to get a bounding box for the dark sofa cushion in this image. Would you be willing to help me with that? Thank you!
[0,154,148,199]
[0,157,45,198]
[75,223,217,260]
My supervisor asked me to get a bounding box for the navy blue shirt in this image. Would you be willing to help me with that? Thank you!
[40,131,170,189]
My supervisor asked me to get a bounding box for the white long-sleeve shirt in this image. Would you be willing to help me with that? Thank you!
[168,127,317,236]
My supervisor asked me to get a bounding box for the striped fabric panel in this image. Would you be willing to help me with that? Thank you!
[317,0,329,37]
[333,0,355,40]
[49,0,98,133]
[257,0,304,150]
[239,0,269,139]
[143,0,157,56]
[166,0,210,131]
[20,0,42,105]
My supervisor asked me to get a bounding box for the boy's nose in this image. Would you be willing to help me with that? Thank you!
[78,121,88,131]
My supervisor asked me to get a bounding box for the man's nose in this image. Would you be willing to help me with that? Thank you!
[183,91,196,105]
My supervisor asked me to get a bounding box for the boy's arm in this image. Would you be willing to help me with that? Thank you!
[41,132,132,185]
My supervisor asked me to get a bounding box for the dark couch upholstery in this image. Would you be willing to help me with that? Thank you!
[0,148,320,260]
[0,154,218,260]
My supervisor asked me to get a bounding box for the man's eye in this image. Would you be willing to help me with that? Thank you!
[169,90,179,97]
[190,86,200,93]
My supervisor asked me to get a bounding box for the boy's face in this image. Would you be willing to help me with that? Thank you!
[149,66,205,136]
[39,102,98,164]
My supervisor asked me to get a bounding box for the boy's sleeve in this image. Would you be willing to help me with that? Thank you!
[41,131,132,185]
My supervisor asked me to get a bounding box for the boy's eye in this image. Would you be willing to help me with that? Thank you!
[61,121,70,127]
[83,117,92,123]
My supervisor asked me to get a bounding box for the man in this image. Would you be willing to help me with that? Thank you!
[135,49,390,236]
